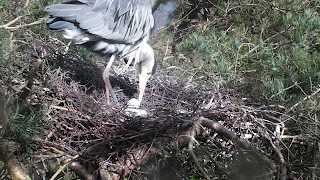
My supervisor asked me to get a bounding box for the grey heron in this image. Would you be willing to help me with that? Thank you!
[44,0,156,105]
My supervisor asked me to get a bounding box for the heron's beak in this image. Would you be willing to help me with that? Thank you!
[138,73,150,105]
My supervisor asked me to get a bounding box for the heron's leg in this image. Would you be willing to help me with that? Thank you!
[134,46,142,66]
[102,54,119,105]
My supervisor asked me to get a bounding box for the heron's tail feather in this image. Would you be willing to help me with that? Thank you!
[46,17,77,32]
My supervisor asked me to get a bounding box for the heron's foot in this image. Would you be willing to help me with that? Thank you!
[124,98,147,117]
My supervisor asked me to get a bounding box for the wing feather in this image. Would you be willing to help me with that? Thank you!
[44,0,154,57]
[44,4,84,21]
[45,0,153,43]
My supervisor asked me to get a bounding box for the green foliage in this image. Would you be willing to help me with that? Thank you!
[0,0,56,63]
[0,0,9,12]
[1,103,51,154]
[177,0,320,105]
[0,0,57,154]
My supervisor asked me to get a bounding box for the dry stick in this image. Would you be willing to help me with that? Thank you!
[269,139,287,180]
[19,59,42,100]
[188,123,210,180]
[239,29,288,60]
[269,83,298,100]
[0,16,23,28]
[49,155,79,180]
[286,87,320,114]
[198,116,251,149]
[274,124,287,180]
[50,105,92,120]
[24,0,29,8]
[33,153,94,179]
[0,16,42,30]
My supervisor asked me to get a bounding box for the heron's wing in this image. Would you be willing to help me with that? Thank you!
[44,0,154,44]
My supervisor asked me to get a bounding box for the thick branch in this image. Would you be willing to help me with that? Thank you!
[0,145,31,180]
[69,161,94,180]
[178,117,276,172]
[197,116,251,149]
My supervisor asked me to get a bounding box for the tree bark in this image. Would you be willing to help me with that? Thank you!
[0,145,31,180]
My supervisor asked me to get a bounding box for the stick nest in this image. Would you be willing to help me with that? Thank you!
[1,39,318,180]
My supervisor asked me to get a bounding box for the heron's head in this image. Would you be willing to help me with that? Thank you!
[137,43,156,105]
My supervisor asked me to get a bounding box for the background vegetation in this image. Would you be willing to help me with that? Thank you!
[173,0,320,105]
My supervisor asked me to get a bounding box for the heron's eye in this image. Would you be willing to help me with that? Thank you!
[147,72,152,75]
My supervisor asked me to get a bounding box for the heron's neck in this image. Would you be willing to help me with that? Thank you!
[139,43,154,63]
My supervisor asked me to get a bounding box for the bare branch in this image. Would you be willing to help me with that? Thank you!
[49,155,79,180]
[188,123,210,180]
[269,139,287,180]
[0,16,42,30]
[286,87,320,113]
[197,116,251,149]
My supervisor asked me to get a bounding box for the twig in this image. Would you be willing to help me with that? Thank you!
[49,155,79,180]
[269,139,287,180]
[239,29,288,59]
[10,40,29,51]
[24,0,29,8]
[286,87,320,113]
[269,83,298,100]
[0,16,23,29]
[188,123,210,180]
[0,16,42,30]
[50,105,92,120]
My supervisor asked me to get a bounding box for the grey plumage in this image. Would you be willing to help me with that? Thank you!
[45,0,154,56]
[44,0,156,105]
